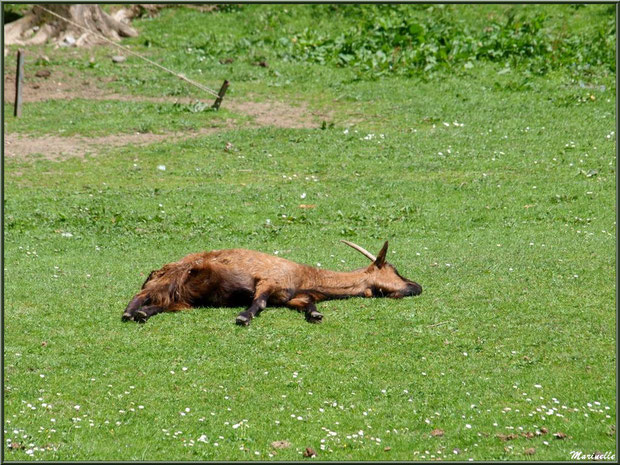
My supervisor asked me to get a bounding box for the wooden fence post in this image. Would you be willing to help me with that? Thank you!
[211,80,229,110]
[14,49,25,118]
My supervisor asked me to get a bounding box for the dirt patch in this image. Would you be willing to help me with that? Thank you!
[4,96,327,160]
[226,99,327,129]
[3,126,227,161]
[4,70,331,129]
[4,70,336,160]
[4,70,118,102]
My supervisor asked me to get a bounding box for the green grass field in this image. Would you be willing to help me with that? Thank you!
[3,3,616,461]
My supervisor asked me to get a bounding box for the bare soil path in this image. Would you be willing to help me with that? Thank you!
[4,70,334,160]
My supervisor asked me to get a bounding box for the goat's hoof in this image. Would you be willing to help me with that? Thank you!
[306,311,323,323]
[236,314,251,326]
[134,310,149,324]
[121,313,133,322]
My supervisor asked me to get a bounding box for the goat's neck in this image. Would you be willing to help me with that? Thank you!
[301,267,370,300]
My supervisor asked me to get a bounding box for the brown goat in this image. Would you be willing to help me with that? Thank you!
[122,240,422,326]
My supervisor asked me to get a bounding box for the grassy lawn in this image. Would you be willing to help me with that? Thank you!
[3,3,616,461]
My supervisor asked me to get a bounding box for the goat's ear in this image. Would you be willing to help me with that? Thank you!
[374,241,389,268]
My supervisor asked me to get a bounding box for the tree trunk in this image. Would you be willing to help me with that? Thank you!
[4,4,139,47]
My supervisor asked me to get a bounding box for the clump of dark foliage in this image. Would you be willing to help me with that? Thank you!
[200,4,614,79]
[274,5,615,78]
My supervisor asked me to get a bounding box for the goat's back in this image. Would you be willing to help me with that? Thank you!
[140,248,309,308]
[202,248,305,279]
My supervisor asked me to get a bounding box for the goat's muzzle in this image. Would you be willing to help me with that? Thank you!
[406,282,423,296]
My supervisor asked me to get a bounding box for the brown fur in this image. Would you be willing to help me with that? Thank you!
[122,241,422,325]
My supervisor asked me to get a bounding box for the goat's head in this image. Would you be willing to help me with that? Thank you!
[341,240,422,298]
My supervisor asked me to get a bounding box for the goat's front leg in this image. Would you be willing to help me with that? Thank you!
[286,294,323,323]
[236,288,270,326]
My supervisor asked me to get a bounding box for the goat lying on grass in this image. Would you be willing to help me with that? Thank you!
[122,240,422,326]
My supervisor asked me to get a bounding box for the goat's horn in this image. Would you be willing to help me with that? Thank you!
[340,240,377,262]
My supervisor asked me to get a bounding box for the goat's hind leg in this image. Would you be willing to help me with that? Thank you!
[134,303,190,323]
[236,287,271,326]
[133,305,164,323]
[122,294,149,321]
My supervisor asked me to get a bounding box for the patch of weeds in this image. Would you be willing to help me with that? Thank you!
[186,101,216,113]
[273,5,614,78]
